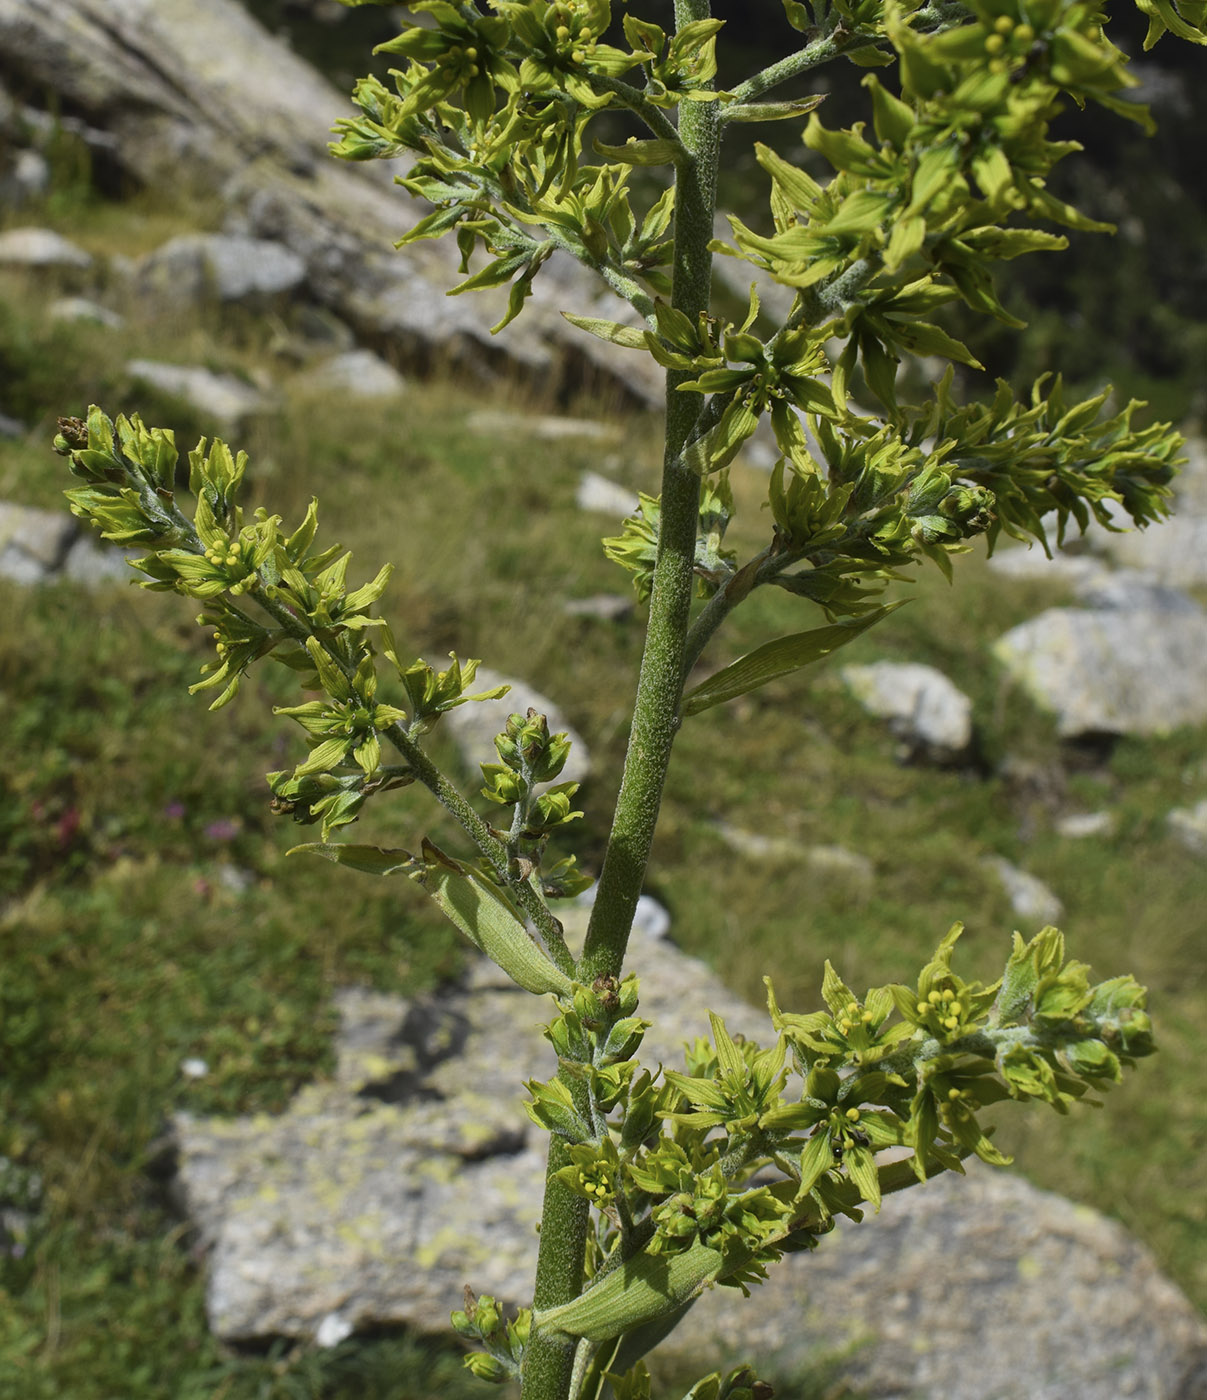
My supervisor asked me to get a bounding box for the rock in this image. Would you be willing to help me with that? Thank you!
[0,502,77,583]
[983,856,1064,926]
[295,348,406,399]
[171,954,1207,1399]
[986,543,1112,590]
[48,296,125,328]
[133,233,306,304]
[0,147,49,205]
[575,471,640,518]
[561,593,634,621]
[467,410,622,443]
[842,660,973,759]
[173,921,765,1345]
[993,606,1207,737]
[1055,810,1116,839]
[126,360,274,429]
[1094,516,1207,588]
[711,823,874,891]
[1074,568,1202,615]
[1167,799,1207,855]
[710,1166,1207,1400]
[560,887,672,946]
[0,225,92,269]
[0,0,660,407]
[438,667,591,786]
[60,534,137,586]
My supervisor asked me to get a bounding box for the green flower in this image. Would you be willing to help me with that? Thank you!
[373,2,518,125]
[274,640,406,778]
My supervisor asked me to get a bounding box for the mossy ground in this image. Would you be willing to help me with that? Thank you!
[1,162,1204,1400]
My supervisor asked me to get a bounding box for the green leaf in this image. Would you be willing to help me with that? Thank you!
[682,606,903,717]
[288,842,415,875]
[595,138,684,166]
[413,842,573,997]
[535,1241,725,1343]
[561,313,649,349]
[722,95,826,124]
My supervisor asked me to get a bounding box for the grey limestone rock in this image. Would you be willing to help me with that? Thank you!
[48,296,125,328]
[575,471,640,519]
[0,147,49,206]
[0,0,659,406]
[172,917,762,1344]
[468,411,623,443]
[126,360,274,429]
[982,855,1064,926]
[561,593,634,622]
[0,225,92,269]
[1167,799,1207,855]
[842,660,974,759]
[0,502,77,583]
[1055,810,1116,839]
[133,233,307,304]
[171,936,1207,1399]
[993,605,1207,737]
[60,534,138,586]
[296,348,407,399]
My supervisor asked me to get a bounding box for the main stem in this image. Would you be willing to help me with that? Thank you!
[521,11,720,1399]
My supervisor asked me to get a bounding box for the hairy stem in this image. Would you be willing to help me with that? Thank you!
[580,15,720,987]
[522,10,721,1398]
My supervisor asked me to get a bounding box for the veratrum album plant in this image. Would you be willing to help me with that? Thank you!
[56,1,1202,1397]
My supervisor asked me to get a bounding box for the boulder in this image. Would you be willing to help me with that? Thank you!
[842,660,974,759]
[170,929,1207,1399]
[993,605,1207,737]
[132,233,307,304]
[561,594,634,622]
[0,0,661,406]
[1055,810,1116,839]
[467,411,623,443]
[576,471,641,519]
[0,147,49,205]
[1167,799,1207,855]
[126,360,274,429]
[48,296,125,328]
[0,502,77,583]
[295,348,406,399]
[0,226,92,269]
[982,856,1064,927]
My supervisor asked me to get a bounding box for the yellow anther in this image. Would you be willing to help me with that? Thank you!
[941,988,955,1002]
[229,540,242,553]
[465,46,478,60]
[1015,22,1035,41]
[994,14,1014,31]
[944,1015,960,1030]
[988,57,1007,72]
[845,1107,861,1122]
[985,32,1006,52]
[928,990,943,1005]
[948,1087,961,1101]
[862,1010,874,1023]
[916,1002,928,1017]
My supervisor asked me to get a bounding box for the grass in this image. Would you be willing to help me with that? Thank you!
[0,176,1204,1400]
